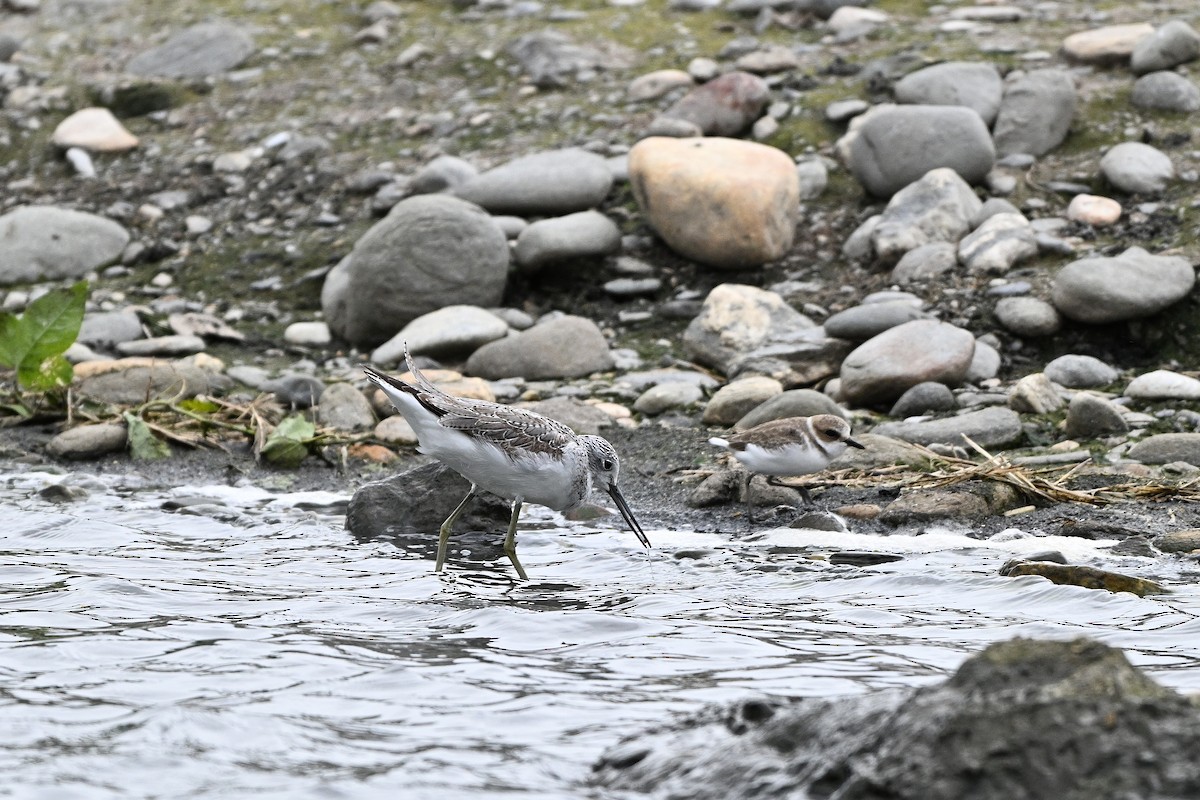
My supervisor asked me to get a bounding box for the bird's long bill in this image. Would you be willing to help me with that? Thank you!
[607,484,650,549]
[846,437,865,450]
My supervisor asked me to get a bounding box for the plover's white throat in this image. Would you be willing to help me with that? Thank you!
[363,350,649,580]
[709,414,864,519]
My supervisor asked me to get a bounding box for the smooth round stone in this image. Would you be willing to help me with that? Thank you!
[125,20,255,78]
[796,158,828,200]
[317,382,376,432]
[965,339,1001,383]
[45,423,129,460]
[454,148,614,216]
[993,296,1061,337]
[1065,393,1128,439]
[840,319,976,407]
[1061,23,1154,65]
[1099,142,1174,195]
[1131,20,1200,75]
[375,413,419,446]
[1127,434,1200,466]
[1126,370,1200,400]
[683,283,816,375]
[283,321,332,346]
[889,381,956,418]
[734,389,847,430]
[0,205,130,285]
[657,70,770,137]
[837,104,995,197]
[632,382,703,416]
[957,212,1037,274]
[1131,71,1200,113]
[52,107,138,152]
[629,136,799,269]
[513,210,621,271]
[992,69,1076,157]
[116,335,206,356]
[825,98,869,123]
[1044,354,1118,388]
[870,168,982,263]
[893,61,1003,125]
[410,155,478,195]
[1152,529,1200,554]
[465,315,613,380]
[823,300,929,341]
[265,374,326,408]
[701,375,784,426]
[1051,246,1194,324]
[628,69,693,101]
[1066,194,1121,226]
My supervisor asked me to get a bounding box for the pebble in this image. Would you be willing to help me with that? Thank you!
[116,335,206,357]
[75,358,214,404]
[317,382,376,432]
[126,20,255,77]
[893,61,1002,125]
[1008,372,1063,414]
[1066,194,1121,226]
[1127,434,1200,467]
[633,382,703,416]
[823,300,930,341]
[993,296,1061,337]
[1131,72,1200,113]
[264,374,326,409]
[734,389,847,429]
[604,277,662,297]
[1099,142,1174,195]
[45,423,129,460]
[1130,20,1200,75]
[410,155,477,195]
[628,69,693,101]
[1152,529,1200,555]
[891,242,958,284]
[1044,355,1118,388]
[656,70,769,136]
[702,376,783,426]
[0,205,130,285]
[890,382,956,418]
[957,212,1037,274]
[284,321,332,347]
[1061,23,1154,65]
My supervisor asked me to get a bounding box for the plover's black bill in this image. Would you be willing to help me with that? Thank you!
[847,437,865,450]
[608,484,650,549]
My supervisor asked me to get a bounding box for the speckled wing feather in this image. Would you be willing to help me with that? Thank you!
[724,418,807,451]
[436,407,575,458]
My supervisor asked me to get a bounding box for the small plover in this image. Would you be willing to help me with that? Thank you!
[709,414,864,520]
[363,350,649,580]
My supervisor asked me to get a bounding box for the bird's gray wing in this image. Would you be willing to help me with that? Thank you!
[436,405,576,458]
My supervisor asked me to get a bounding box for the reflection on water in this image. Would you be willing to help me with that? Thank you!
[3,469,1200,798]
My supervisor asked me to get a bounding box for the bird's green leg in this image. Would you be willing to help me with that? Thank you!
[743,472,756,525]
[436,485,479,573]
[503,498,529,581]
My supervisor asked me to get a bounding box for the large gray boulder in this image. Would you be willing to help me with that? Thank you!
[992,69,1076,157]
[1130,20,1200,75]
[321,195,509,348]
[682,283,816,375]
[1051,246,1194,324]
[838,104,995,197]
[346,463,510,543]
[595,637,1200,800]
[0,206,129,284]
[873,405,1022,448]
[125,21,255,78]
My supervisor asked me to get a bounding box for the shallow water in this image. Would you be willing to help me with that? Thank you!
[3,469,1200,799]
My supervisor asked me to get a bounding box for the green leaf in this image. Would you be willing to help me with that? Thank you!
[260,415,316,468]
[0,281,87,389]
[124,411,170,460]
[178,398,221,414]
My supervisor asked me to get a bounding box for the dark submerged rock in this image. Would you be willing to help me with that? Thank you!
[592,637,1200,799]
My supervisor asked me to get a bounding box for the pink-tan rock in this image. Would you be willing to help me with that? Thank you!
[628,69,694,101]
[1067,194,1122,226]
[629,136,799,270]
[1061,23,1154,65]
[52,108,139,152]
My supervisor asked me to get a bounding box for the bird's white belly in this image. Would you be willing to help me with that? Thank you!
[734,442,835,476]
[423,432,581,511]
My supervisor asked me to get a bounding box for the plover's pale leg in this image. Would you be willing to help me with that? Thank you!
[437,484,481,573]
[502,498,529,581]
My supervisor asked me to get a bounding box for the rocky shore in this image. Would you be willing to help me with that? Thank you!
[2,0,1200,594]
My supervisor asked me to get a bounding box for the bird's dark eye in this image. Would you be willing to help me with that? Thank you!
[823,430,838,438]
[602,459,614,470]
